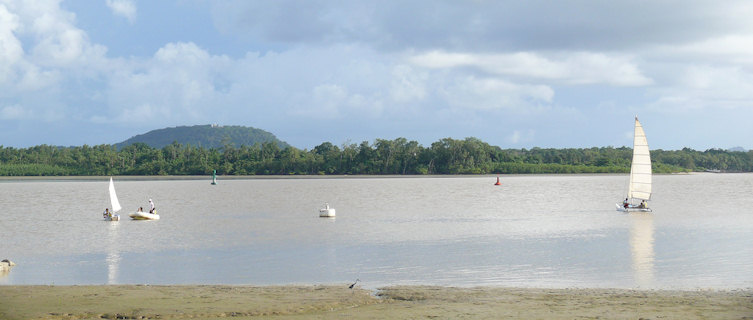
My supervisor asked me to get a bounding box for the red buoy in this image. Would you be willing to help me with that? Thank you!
[494,176,501,185]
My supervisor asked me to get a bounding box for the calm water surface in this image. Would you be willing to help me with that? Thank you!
[1,174,751,289]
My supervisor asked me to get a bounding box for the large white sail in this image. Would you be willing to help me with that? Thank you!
[109,177,122,213]
[627,117,652,201]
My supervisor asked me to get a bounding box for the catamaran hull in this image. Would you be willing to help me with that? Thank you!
[615,204,652,212]
[129,212,160,220]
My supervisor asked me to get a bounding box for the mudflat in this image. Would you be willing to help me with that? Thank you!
[0,285,751,319]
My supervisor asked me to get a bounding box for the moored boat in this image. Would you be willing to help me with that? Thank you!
[319,203,336,218]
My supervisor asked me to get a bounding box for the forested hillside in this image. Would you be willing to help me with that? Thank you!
[115,125,290,149]
[1,137,752,176]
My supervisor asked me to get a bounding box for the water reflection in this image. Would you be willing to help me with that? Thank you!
[629,213,655,287]
[106,221,121,284]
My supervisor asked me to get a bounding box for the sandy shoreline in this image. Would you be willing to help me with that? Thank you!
[1,285,751,319]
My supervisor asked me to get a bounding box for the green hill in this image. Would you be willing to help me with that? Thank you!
[115,125,290,149]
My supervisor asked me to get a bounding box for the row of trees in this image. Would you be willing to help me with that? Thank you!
[1,138,752,176]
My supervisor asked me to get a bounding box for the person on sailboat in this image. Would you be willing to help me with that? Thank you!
[639,200,647,209]
[103,208,111,219]
[148,199,155,214]
[623,198,629,209]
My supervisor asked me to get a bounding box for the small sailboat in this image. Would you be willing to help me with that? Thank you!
[211,169,217,185]
[104,177,121,221]
[319,203,336,218]
[130,198,160,220]
[617,117,652,212]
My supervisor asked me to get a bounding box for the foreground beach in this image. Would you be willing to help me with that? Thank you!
[0,285,751,319]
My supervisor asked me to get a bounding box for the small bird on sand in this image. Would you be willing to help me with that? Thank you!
[349,279,360,289]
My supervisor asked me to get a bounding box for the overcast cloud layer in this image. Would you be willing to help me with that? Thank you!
[1,0,753,150]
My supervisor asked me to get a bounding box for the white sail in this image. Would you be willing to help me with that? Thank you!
[627,117,652,201]
[109,177,122,213]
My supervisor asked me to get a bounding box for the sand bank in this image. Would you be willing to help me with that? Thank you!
[1,285,751,319]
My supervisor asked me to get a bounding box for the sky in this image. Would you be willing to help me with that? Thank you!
[1,0,753,151]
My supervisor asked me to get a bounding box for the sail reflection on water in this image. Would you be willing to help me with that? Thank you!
[106,222,121,284]
[629,214,655,287]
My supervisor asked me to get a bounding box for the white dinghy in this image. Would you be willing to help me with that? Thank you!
[319,203,336,218]
[130,198,160,220]
[617,117,653,212]
[129,210,160,220]
[104,177,121,221]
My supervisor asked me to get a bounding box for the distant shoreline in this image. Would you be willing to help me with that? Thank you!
[0,172,708,182]
[0,285,750,319]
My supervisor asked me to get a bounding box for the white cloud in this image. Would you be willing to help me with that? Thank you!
[440,76,554,112]
[17,1,106,69]
[154,42,211,64]
[389,64,427,103]
[314,84,346,114]
[106,42,232,124]
[106,0,136,24]
[0,0,109,87]
[0,3,23,82]
[3,1,753,150]
[649,65,753,112]
[294,84,349,119]
[114,103,164,123]
[410,50,652,86]
[210,1,753,52]
[346,93,384,118]
[507,129,535,145]
[672,35,753,64]
[16,64,59,90]
[289,81,389,120]
[0,104,30,120]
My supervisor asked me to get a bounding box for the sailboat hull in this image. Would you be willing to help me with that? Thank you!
[104,214,120,221]
[616,203,652,212]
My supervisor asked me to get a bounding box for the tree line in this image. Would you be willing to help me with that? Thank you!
[1,138,752,176]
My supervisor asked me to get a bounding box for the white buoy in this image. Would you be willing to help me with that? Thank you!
[319,203,336,217]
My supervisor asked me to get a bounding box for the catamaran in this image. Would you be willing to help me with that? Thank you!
[105,177,121,221]
[617,117,652,212]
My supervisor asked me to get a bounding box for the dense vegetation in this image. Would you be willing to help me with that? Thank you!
[115,125,290,149]
[1,137,752,176]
